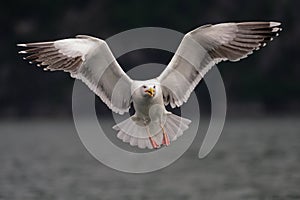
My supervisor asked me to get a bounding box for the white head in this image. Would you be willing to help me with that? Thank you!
[131,80,159,99]
[141,84,156,97]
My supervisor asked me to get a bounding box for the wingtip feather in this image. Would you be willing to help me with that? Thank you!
[270,22,281,27]
[17,44,27,47]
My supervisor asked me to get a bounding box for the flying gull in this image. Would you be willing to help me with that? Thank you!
[18,21,282,149]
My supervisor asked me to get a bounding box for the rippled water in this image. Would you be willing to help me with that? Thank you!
[0,118,300,200]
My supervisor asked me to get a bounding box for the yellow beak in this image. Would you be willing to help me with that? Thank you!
[146,87,155,97]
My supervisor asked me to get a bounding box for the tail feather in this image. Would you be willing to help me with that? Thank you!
[167,118,182,137]
[164,123,177,141]
[129,137,138,146]
[138,139,147,149]
[113,113,191,149]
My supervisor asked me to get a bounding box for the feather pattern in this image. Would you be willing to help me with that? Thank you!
[18,35,133,114]
[157,22,282,108]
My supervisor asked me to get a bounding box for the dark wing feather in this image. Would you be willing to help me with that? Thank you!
[18,35,133,114]
[157,22,282,108]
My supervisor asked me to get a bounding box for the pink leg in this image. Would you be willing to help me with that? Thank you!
[161,125,170,146]
[149,137,159,149]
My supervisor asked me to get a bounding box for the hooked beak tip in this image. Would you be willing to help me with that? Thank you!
[145,88,155,97]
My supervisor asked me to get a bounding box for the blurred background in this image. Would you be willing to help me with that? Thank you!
[1,0,300,199]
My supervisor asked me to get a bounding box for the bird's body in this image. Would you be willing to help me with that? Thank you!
[18,21,282,149]
[113,79,190,148]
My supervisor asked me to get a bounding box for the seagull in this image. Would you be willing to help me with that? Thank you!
[18,21,282,149]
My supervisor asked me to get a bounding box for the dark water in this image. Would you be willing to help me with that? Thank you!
[0,118,300,200]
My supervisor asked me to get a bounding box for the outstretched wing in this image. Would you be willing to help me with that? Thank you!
[157,22,282,108]
[18,35,133,114]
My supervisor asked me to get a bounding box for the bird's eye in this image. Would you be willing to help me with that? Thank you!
[153,85,156,89]
[142,85,147,89]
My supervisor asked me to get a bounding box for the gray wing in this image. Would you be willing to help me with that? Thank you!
[157,22,282,108]
[18,35,133,114]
